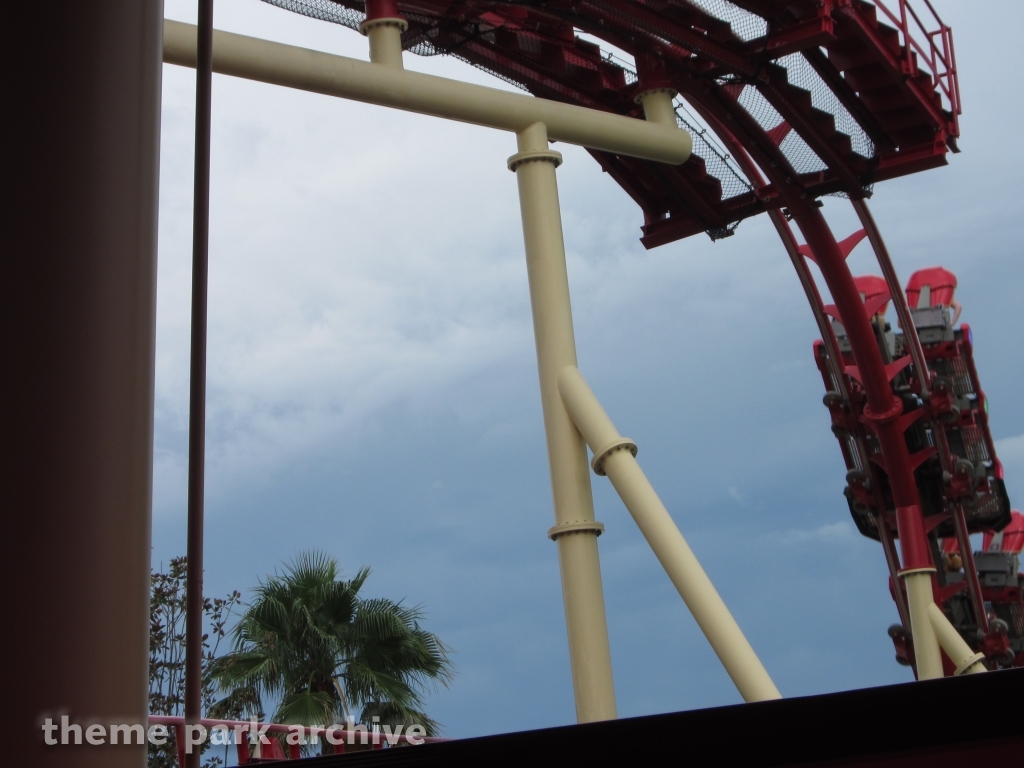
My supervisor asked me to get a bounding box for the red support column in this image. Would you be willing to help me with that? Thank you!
[364,0,400,18]
[792,209,927,525]
[1,2,163,765]
[793,207,943,677]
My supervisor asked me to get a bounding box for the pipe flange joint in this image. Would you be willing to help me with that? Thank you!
[953,652,986,676]
[507,150,563,172]
[591,438,638,476]
[358,17,409,35]
[633,86,677,105]
[547,520,605,540]
[862,395,903,425]
[897,566,937,578]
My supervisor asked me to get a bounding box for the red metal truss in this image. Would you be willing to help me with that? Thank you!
[271,0,959,245]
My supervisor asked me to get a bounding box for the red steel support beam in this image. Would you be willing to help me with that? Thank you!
[2,2,163,765]
[365,0,400,18]
[582,0,758,77]
[793,209,932,572]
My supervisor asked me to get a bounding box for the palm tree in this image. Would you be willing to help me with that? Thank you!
[209,551,453,735]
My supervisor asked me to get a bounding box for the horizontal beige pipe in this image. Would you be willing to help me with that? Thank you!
[926,602,987,675]
[557,365,781,702]
[163,20,692,165]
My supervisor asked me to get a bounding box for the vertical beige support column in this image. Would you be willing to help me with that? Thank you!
[636,88,678,128]
[359,0,406,69]
[509,122,617,723]
[903,570,945,679]
[359,18,406,68]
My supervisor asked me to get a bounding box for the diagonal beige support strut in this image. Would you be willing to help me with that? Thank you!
[927,602,986,675]
[558,365,782,703]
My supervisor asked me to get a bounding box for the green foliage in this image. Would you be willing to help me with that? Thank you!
[148,556,242,768]
[210,551,453,737]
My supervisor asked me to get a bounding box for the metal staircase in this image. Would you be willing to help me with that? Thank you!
[267,1,957,245]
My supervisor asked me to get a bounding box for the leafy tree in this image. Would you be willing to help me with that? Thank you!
[210,551,453,737]
[149,557,242,768]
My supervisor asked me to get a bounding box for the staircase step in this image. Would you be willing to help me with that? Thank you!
[890,125,937,147]
[910,72,943,110]
[450,0,957,245]
[564,63,602,91]
[860,81,921,113]
[782,82,814,113]
[827,41,878,73]
[765,63,864,162]
[852,0,878,28]
[808,105,839,137]
[844,63,901,96]
[906,48,919,72]
[872,104,931,133]
[681,154,725,202]
[789,0,830,18]
[875,21,902,56]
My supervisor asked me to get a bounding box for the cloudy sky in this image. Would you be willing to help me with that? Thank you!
[155,0,1024,740]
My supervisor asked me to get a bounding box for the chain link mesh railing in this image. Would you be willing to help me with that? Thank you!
[263,0,364,30]
[685,0,767,42]
[730,79,829,175]
[778,53,874,160]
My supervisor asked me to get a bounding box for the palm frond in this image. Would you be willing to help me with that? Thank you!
[274,688,339,726]
[213,551,452,734]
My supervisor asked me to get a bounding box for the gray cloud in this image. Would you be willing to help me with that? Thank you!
[154,0,1022,738]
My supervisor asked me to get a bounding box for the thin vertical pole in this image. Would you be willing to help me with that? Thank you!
[185,1,215,766]
[509,122,617,723]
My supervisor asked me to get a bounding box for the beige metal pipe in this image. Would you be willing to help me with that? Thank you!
[163,20,691,164]
[359,17,406,69]
[902,570,944,679]
[637,89,678,128]
[926,601,986,675]
[557,365,782,703]
[510,123,617,723]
